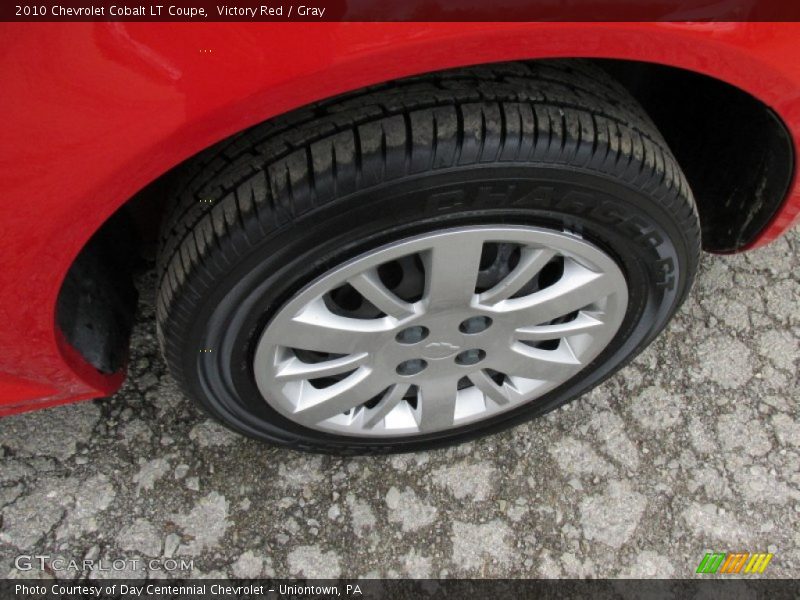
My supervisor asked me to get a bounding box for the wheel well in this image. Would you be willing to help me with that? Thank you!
[122,58,794,256]
[120,58,794,256]
[57,57,794,371]
[601,59,794,253]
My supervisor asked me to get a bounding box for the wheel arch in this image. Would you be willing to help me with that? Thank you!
[57,55,795,379]
[121,57,794,256]
[7,22,797,410]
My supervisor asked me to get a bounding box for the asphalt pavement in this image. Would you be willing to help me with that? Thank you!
[1,228,798,579]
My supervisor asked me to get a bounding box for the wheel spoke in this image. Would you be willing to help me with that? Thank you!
[271,298,388,354]
[515,311,604,341]
[275,352,369,381]
[499,262,618,326]
[292,369,385,425]
[479,247,556,305]
[348,269,416,319]
[362,383,410,429]
[503,342,581,382]
[468,370,512,406]
[416,377,458,432]
[422,237,484,309]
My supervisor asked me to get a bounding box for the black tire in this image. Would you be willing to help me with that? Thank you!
[156,60,700,454]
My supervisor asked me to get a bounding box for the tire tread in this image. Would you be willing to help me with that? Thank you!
[156,60,701,451]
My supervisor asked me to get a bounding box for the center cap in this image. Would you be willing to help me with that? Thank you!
[420,341,461,360]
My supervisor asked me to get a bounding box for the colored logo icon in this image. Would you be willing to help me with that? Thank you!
[696,552,773,574]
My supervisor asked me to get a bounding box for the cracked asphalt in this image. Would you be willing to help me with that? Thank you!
[1,228,798,580]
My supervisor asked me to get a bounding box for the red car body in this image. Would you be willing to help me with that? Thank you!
[1,22,799,415]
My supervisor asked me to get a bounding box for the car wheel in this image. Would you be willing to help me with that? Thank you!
[156,61,700,453]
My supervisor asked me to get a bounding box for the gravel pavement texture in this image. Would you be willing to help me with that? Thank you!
[1,228,798,580]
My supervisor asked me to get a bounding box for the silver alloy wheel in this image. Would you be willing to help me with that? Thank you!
[253,226,628,437]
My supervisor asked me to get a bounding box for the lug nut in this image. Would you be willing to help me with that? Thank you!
[455,349,486,365]
[396,326,429,344]
[459,316,493,334]
[396,359,428,376]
